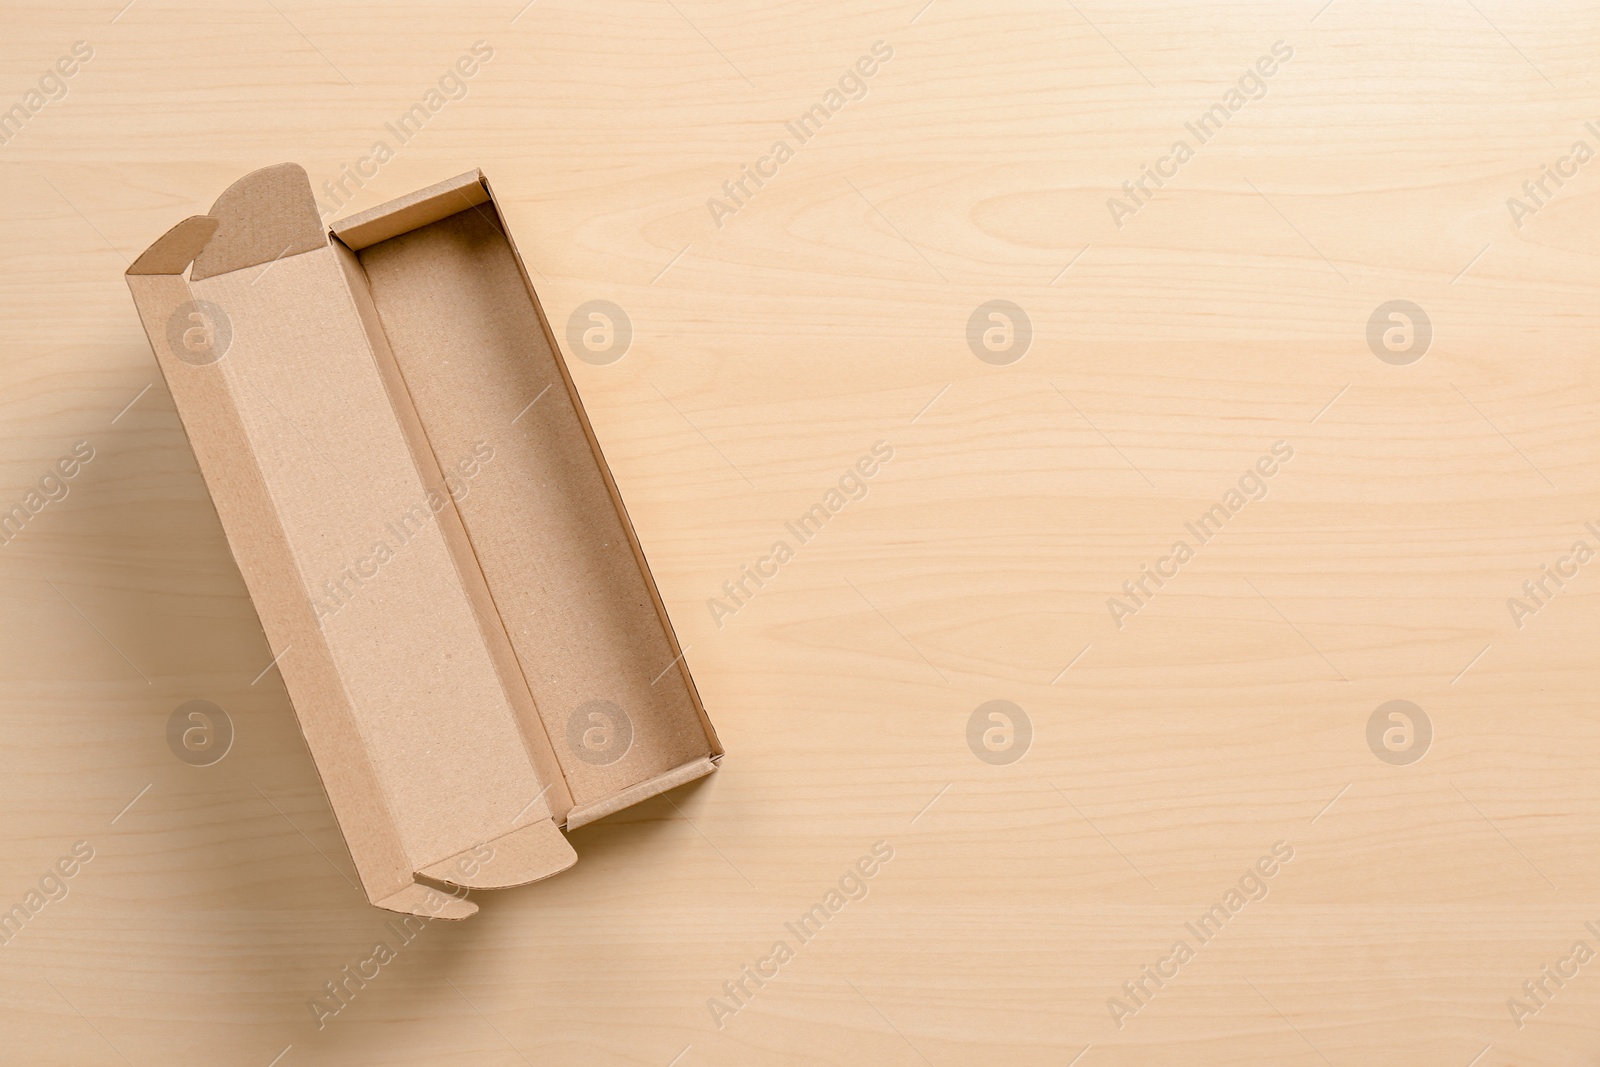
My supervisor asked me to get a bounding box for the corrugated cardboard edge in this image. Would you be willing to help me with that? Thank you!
[565,757,718,830]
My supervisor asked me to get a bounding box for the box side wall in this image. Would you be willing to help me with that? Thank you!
[126,270,415,906]
[352,204,717,808]
[330,240,572,826]
[489,184,721,759]
[187,246,560,871]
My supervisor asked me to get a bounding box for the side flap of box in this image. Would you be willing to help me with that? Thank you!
[125,258,426,913]
[565,756,719,831]
[127,215,219,276]
[417,818,577,889]
[331,170,490,252]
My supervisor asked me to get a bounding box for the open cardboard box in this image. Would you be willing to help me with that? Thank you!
[125,164,720,918]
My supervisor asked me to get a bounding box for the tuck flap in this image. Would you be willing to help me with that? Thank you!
[375,883,479,920]
[191,163,326,281]
[127,215,219,276]
[417,818,577,889]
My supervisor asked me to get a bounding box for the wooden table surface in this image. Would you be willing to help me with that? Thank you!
[4,1,1599,1064]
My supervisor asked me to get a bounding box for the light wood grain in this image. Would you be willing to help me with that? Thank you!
[4,1,1600,1064]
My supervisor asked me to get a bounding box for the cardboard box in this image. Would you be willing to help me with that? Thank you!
[125,164,720,918]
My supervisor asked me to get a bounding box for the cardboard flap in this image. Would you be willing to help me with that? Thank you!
[375,883,479,920]
[124,262,424,910]
[418,818,577,889]
[126,215,219,276]
[332,170,490,251]
[566,757,718,830]
[191,163,325,281]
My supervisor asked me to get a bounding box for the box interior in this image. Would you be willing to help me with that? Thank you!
[335,181,719,818]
